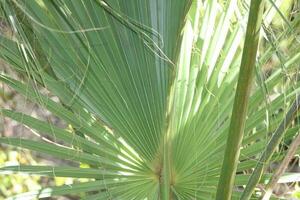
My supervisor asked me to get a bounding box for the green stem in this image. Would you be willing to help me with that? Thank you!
[241,95,300,200]
[161,141,171,200]
[215,1,264,200]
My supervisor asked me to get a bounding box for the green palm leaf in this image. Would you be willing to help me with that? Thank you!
[0,0,299,199]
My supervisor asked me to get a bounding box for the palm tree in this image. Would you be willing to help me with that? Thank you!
[0,0,299,199]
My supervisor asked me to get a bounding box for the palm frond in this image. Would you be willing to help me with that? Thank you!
[0,0,299,199]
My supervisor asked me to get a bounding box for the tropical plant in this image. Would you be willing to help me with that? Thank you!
[0,0,300,199]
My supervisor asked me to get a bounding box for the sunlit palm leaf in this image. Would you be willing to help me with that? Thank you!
[0,0,299,199]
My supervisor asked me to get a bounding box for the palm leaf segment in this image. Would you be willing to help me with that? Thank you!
[0,0,300,199]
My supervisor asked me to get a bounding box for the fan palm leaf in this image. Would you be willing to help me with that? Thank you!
[0,0,300,199]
